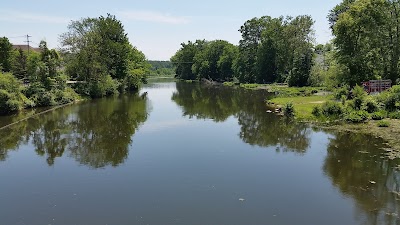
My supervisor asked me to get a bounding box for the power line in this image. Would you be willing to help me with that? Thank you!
[24,34,32,54]
[6,35,27,39]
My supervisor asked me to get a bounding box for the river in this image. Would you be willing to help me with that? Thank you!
[0,81,399,225]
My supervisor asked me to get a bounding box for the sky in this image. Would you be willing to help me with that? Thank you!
[0,0,341,60]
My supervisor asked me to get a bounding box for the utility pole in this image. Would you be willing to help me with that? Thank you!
[24,34,32,54]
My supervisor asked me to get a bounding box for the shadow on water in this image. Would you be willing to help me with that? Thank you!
[1,81,399,224]
[323,131,400,224]
[172,81,400,224]
[171,81,310,153]
[0,92,149,168]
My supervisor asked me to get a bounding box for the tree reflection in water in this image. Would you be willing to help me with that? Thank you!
[172,81,310,153]
[0,92,149,168]
[324,131,400,225]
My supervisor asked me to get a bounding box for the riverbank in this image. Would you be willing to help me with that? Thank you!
[258,84,400,161]
[324,120,400,162]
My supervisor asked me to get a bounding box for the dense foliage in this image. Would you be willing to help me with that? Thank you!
[171,15,314,86]
[60,14,149,97]
[148,61,175,76]
[328,0,400,86]
[0,14,149,115]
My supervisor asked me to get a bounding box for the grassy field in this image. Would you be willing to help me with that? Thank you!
[267,95,331,120]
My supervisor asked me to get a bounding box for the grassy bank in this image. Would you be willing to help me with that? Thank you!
[267,95,330,120]
[263,84,400,161]
[325,120,400,161]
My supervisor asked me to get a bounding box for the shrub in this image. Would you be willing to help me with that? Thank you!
[0,73,26,114]
[312,106,321,117]
[371,111,386,120]
[377,120,390,127]
[353,97,363,110]
[352,85,367,100]
[384,95,398,111]
[283,102,295,117]
[54,88,79,104]
[363,97,379,113]
[321,101,343,117]
[389,111,400,119]
[31,91,57,106]
[89,75,119,98]
[0,90,23,114]
[345,110,369,123]
[334,85,349,100]
[341,95,346,105]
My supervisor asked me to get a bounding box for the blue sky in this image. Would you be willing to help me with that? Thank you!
[0,0,341,60]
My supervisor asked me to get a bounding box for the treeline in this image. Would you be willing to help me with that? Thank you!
[328,0,400,86]
[172,0,400,88]
[148,60,175,76]
[0,14,149,115]
[171,15,314,86]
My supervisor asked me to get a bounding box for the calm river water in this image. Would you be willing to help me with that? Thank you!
[0,81,399,225]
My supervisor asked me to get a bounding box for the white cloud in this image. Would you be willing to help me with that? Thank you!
[0,10,70,24]
[118,10,189,25]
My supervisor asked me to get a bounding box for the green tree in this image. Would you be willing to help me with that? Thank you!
[171,40,206,80]
[332,0,400,86]
[11,48,28,80]
[60,14,148,97]
[192,40,238,81]
[288,48,314,87]
[0,72,30,114]
[236,16,274,83]
[236,15,314,85]
[0,37,13,72]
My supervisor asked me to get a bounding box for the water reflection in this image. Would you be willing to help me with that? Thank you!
[172,82,310,153]
[0,93,149,168]
[323,131,400,224]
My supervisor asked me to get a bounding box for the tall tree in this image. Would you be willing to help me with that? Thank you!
[192,40,238,81]
[11,48,28,80]
[171,40,206,80]
[60,14,148,97]
[332,0,393,86]
[236,15,314,86]
[0,37,13,72]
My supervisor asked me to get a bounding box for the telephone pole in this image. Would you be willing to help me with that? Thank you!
[24,34,32,54]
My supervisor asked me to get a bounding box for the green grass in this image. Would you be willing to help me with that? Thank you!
[223,82,235,87]
[239,83,266,89]
[268,95,331,120]
[269,86,326,97]
[377,120,390,127]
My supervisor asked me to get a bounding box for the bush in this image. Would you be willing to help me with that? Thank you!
[384,94,398,111]
[389,111,400,119]
[54,88,79,104]
[89,75,119,98]
[353,97,363,110]
[321,101,343,117]
[0,73,26,114]
[345,110,369,123]
[352,85,367,100]
[283,102,295,117]
[0,90,23,114]
[363,97,379,113]
[371,111,386,120]
[31,91,57,106]
[377,120,390,127]
[334,85,349,100]
[312,106,321,117]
